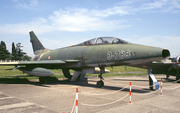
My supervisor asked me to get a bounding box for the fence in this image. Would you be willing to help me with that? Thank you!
[70,78,180,113]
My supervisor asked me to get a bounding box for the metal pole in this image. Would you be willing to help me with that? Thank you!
[129,82,132,103]
[161,79,162,95]
[76,88,78,113]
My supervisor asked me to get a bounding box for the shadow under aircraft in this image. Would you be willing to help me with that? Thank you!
[0,31,170,88]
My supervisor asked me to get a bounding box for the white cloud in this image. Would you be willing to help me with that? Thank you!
[1,0,180,34]
[118,0,136,5]
[141,0,167,10]
[0,7,131,34]
[116,0,180,13]
[139,0,180,12]
[0,18,53,35]
[12,0,19,2]
[172,0,180,8]
[49,8,130,32]
[90,6,130,17]
[30,0,38,6]
[13,0,38,9]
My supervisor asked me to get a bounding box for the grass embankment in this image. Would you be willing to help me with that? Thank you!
[0,66,147,80]
[0,66,65,80]
[87,66,147,77]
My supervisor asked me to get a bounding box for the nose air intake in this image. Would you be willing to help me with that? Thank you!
[162,49,170,58]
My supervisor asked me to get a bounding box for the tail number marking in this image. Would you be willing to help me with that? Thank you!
[107,50,131,60]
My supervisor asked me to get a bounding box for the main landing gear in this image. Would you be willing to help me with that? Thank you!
[176,71,180,81]
[96,67,105,88]
[39,77,47,84]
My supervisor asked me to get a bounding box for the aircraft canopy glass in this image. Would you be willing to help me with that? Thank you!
[77,37,129,46]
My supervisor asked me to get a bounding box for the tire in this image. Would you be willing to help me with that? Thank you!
[176,74,180,80]
[96,80,104,88]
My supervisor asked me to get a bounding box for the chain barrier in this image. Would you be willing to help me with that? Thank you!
[132,89,159,96]
[71,88,79,113]
[132,84,155,89]
[173,79,180,83]
[70,93,77,113]
[80,94,129,107]
[163,79,180,83]
[70,78,180,113]
[132,84,159,96]
[80,85,129,96]
[163,85,180,90]
[162,78,180,90]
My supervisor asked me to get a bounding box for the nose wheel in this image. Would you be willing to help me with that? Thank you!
[96,80,104,88]
[96,67,105,88]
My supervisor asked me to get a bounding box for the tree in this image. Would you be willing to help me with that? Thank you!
[15,43,30,60]
[0,41,10,60]
[22,55,31,61]
[16,48,24,60]
[11,42,17,60]
[0,41,31,60]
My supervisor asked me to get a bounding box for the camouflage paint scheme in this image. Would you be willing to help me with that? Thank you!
[30,34,169,69]
[0,31,170,85]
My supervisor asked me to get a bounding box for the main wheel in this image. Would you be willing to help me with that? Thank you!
[176,74,180,80]
[96,80,104,88]
[39,77,46,84]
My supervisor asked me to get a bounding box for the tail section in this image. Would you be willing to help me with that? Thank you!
[29,31,50,55]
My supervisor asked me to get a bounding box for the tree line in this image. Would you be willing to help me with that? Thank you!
[0,41,31,61]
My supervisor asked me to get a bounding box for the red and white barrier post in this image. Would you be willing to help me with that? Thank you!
[129,82,132,103]
[76,88,78,113]
[160,79,162,95]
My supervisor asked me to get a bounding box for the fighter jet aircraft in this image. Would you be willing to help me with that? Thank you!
[0,31,170,87]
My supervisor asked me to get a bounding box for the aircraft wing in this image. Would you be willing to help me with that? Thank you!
[0,60,79,66]
[129,62,173,70]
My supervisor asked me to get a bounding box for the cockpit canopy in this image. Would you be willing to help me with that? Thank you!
[75,37,129,46]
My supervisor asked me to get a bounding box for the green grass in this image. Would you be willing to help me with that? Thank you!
[0,66,147,80]
[87,72,148,77]
[106,66,146,73]
[0,66,26,76]
[0,74,65,80]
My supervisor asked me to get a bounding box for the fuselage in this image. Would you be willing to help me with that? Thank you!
[31,41,170,70]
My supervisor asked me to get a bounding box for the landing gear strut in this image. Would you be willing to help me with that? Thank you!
[96,67,105,88]
[176,71,180,81]
[166,74,169,79]
[39,77,47,84]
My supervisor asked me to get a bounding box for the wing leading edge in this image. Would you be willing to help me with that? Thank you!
[0,60,79,66]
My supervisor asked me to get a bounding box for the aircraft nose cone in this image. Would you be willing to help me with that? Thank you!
[129,45,171,63]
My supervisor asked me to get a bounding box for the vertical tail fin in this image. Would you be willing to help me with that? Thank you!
[29,31,50,55]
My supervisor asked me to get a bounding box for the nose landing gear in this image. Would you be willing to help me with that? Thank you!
[96,67,105,88]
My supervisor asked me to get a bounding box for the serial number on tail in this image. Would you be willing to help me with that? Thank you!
[107,50,131,60]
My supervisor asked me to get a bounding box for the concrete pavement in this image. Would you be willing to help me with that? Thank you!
[0,75,180,113]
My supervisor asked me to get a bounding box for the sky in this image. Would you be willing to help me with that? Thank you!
[0,0,180,57]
